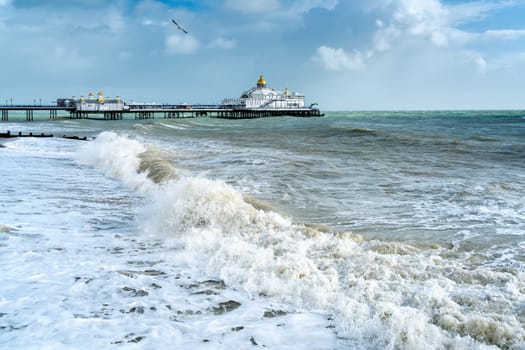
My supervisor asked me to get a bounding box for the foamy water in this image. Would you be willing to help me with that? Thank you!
[1,112,524,349]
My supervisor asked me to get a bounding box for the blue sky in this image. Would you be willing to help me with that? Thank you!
[1,0,524,110]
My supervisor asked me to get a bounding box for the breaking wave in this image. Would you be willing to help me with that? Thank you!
[77,131,525,349]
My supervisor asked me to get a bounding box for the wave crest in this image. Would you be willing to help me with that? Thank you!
[77,131,525,349]
[138,146,180,184]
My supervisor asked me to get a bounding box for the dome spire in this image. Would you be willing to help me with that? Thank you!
[257,74,267,88]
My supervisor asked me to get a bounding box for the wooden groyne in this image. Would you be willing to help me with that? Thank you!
[0,131,91,141]
[0,131,53,138]
[0,105,323,122]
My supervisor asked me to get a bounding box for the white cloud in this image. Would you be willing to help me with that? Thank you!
[393,0,448,24]
[446,1,512,24]
[165,34,199,55]
[224,0,280,13]
[209,36,236,50]
[224,0,337,16]
[316,0,522,74]
[372,0,521,51]
[314,46,364,71]
[293,0,338,12]
[484,29,525,41]
[482,51,525,71]
[142,19,153,26]
[460,50,487,73]
[49,46,93,71]
[373,25,401,51]
[375,0,451,49]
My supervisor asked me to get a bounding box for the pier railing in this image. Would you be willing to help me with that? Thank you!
[0,104,323,121]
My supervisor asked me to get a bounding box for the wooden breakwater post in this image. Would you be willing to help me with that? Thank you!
[0,131,53,138]
[0,130,92,140]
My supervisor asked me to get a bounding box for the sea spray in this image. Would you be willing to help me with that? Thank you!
[75,131,154,194]
[76,131,525,349]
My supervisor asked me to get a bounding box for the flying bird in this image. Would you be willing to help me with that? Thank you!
[171,19,188,34]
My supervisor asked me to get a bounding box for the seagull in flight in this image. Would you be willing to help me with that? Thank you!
[171,19,188,34]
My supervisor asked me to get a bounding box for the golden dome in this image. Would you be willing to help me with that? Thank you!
[88,92,94,96]
[97,91,104,103]
[257,74,266,86]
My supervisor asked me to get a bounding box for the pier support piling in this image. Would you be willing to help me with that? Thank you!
[103,112,123,120]
[0,104,323,122]
[135,111,154,120]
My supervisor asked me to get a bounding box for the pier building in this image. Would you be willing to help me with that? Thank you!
[222,74,305,109]
[57,91,125,112]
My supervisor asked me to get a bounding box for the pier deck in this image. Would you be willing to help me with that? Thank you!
[0,105,323,121]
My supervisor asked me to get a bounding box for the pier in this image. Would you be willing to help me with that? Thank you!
[1,75,324,122]
[0,104,323,122]
[1,106,66,121]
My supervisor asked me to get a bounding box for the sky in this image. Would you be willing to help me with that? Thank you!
[0,0,524,110]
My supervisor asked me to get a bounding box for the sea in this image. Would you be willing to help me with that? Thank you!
[0,111,524,349]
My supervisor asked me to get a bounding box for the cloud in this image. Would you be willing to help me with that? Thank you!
[0,0,524,109]
[480,51,525,71]
[209,36,236,50]
[368,0,525,75]
[49,46,93,71]
[484,29,525,41]
[165,34,199,54]
[446,0,512,24]
[224,0,280,13]
[315,0,519,74]
[104,8,125,34]
[293,0,338,12]
[374,0,452,49]
[460,50,487,73]
[224,0,337,16]
[314,46,364,71]
[372,0,519,51]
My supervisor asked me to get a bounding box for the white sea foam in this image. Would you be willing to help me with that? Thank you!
[1,134,337,350]
[75,131,155,194]
[158,122,187,130]
[76,132,525,349]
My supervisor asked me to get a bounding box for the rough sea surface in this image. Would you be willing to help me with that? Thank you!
[1,111,524,349]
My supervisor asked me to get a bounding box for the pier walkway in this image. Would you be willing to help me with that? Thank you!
[0,104,323,122]
[1,106,66,121]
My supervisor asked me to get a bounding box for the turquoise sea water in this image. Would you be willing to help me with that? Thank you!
[1,111,524,349]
